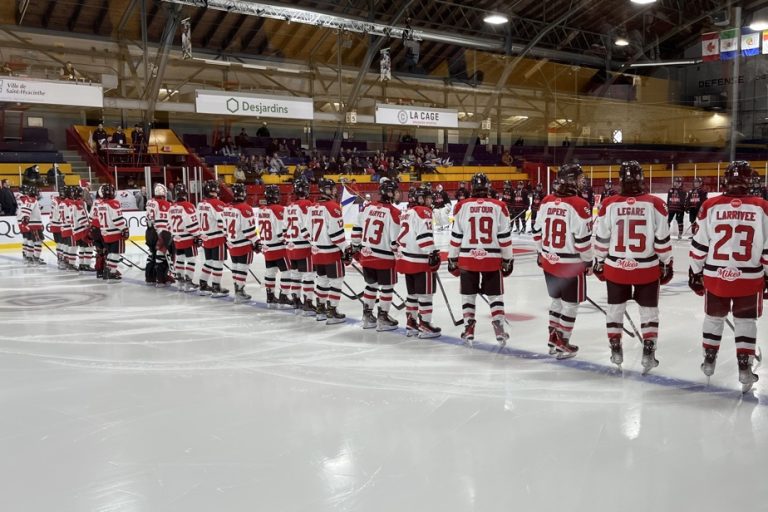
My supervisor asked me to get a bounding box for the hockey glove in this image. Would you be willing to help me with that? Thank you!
[253,240,263,254]
[593,260,606,282]
[688,269,705,296]
[20,216,29,229]
[659,260,674,285]
[428,250,441,272]
[194,237,203,248]
[501,258,514,277]
[121,228,130,240]
[447,258,460,277]
[342,245,356,265]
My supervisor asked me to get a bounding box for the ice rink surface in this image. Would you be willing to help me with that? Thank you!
[1,233,767,512]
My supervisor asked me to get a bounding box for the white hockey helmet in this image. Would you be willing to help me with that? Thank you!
[153,183,167,198]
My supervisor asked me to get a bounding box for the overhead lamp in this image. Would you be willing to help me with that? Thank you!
[615,37,629,47]
[630,0,657,4]
[483,13,508,24]
[750,20,768,31]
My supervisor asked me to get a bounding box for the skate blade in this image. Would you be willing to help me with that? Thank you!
[417,332,441,339]
[742,381,756,393]
[496,339,507,349]
[362,323,378,330]
[326,318,346,325]
[556,351,577,360]
[754,347,763,371]
[376,325,398,332]
[406,329,419,337]
[302,311,316,317]
[316,316,327,321]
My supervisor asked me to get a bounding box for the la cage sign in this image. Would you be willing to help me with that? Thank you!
[195,90,314,120]
[0,78,103,108]
[375,104,459,128]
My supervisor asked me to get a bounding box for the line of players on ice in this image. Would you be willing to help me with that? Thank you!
[13,160,766,391]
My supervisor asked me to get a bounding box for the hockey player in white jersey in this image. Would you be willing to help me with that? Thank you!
[257,185,291,308]
[222,183,259,303]
[95,183,128,281]
[284,178,315,314]
[689,161,768,392]
[532,164,593,358]
[197,180,229,297]
[145,183,174,287]
[18,185,44,265]
[594,161,673,372]
[168,184,201,292]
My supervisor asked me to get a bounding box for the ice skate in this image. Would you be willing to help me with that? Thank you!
[405,313,419,337]
[547,327,558,355]
[184,277,198,293]
[175,274,185,291]
[376,308,398,332]
[326,304,346,325]
[609,336,623,368]
[553,331,579,360]
[641,339,659,375]
[198,281,212,296]
[492,319,509,348]
[303,299,317,317]
[738,353,760,393]
[266,289,277,309]
[234,284,251,304]
[210,283,229,298]
[361,307,377,329]
[78,264,95,273]
[57,259,67,270]
[277,293,293,309]
[106,271,122,283]
[700,348,718,383]
[291,295,302,311]
[417,320,441,339]
[33,257,45,266]
[315,302,327,321]
[461,319,476,345]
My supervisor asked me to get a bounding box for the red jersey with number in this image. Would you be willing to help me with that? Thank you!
[222,202,257,257]
[96,199,126,243]
[284,199,313,260]
[197,198,227,248]
[89,198,102,228]
[256,204,287,261]
[351,201,401,270]
[449,197,513,272]
[168,201,200,250]
[395,205,435,274]
[532,195,593,278]
[690,194,768,297]
[308,200,346,265]
[595,194,672,285]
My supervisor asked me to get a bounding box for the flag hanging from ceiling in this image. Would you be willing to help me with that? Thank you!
[762,31,768,54]
[181,18,192,60]
[720,28,739,60]
[701,32,719,61]
[741,28,760,56]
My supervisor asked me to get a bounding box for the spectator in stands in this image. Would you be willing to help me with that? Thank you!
[415,144,425,159]
[256,122,270,138]
[92,123,108,151]
[278,139,288,154]
[219,136,236,157]
[501,151,513,166]
[235,128,250,148]
[46,163,65,190]
[0,179,17,215]
[59,61,83,81]
[269,154,287,175]
[111,126,128,146]
[234,165,246,183]
[134,186,147,211]
[131,124,146,150]
[1,62,12,76]
[82,183,93,212]
[127,176,137,188]
[23,165,42,187]
[401,133,413,143]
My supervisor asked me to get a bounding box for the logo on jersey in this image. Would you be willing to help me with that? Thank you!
[311,246,319,255]
[286,241,295,250]
[543,252,560,263]
[626,197,636,205]
[469,248,488,259]
[616,258,639,270]
[730,199,742,208]
[717,266,742,281]
[361,246,373,257]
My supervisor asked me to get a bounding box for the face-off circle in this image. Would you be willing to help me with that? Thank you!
[0,292,107,312]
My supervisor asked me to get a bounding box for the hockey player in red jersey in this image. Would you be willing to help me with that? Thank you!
[396,187,441,338]
[70,186,94,272]
[197,180,229,297]
[284,177,316,315]
[689,161,767,392]
[19,185,44,265]
[222,183,258,303]
[168,184,201,292]
[532,164,593,358]
[448,173,514,345]
[308,178,348,324]
[95,183,128,281]
[594,161,673,372]
[145,183,174,287]
[258,185,291,308]
[351,179,402,331]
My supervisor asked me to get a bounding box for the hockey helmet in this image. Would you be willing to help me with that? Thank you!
[27,185,39,198]
[693,177,703,188]
[556,163,584,196]
[202,180,219,198]
[379,178,399,203]
[417,188,433,207]
[517,180,525,188]
[407,187,418,207]
[604,180,613,189]
[293,177,310,198]
[724,160,753,193]
[470,173,490,196]
[71,186,83,200]
[535,182,543,190]
[673,176,682,187]
[153,183,168,198]
[231,183,247,202]
[101,183,116,200]
[318,178,336,200]
[619,160,644,196]
[264,185,280,205]
[174,183,188,201]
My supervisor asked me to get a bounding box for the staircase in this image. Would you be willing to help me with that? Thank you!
[61,149,96,186]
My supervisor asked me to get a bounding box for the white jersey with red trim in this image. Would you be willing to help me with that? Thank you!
[71,199,90,240]
[284,199,313,260]
[222,202,257,257]
[197,198,227,248]
[168,201,200,250]
[308,200,347,265]
[146,197,172,233]
[449,197,513,272]
[95,199,126,243]
[59,199,73,237]
[395,205,435,274]
[89,198,102,228]
[594,194,671,285]
[351,201,401,270]
[532,194,593,278]
[50,196,63,233]
[16,196,29,233]
[20,196,43,231]
[256,204,287,261]
[689,194,768,297]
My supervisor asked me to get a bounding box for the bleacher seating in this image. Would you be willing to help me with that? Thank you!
[0,163,79,187]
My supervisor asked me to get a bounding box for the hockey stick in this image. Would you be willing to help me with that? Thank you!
[343,282,365,305]
[349,261,406,310]
[119,256,145,272]
[479,294,513,327]
[435,273,464,326]
[623,310,643,343]
[129,239,151,256]
[585,296,636,338]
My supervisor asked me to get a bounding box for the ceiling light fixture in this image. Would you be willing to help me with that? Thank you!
[750,20,768,31]
[630,0,657,4]
[483,13,508,24]
[615,37,629,46]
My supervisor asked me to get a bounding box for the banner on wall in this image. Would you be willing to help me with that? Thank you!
[374,103,459,128]
[195,90,314,120]
[0,77,103,107]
